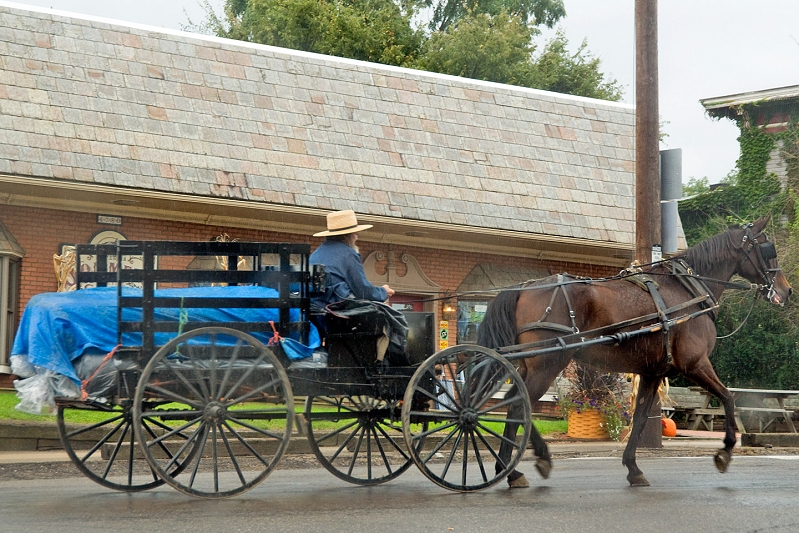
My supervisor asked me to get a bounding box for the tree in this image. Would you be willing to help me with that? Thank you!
[414,12,536,85]
[412,20,622,100]
[190,1,622,102]
[525,30,622,101]
[192,0,423,67]
[422,0,565,32]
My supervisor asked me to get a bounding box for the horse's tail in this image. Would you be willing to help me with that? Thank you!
[477,289,521,349]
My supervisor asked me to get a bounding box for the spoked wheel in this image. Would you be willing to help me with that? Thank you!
[132,327,294,499]
[401,345,531,492]
[303,395,426,485]
[57,399,189,491]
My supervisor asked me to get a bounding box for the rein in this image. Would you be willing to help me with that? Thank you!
[714,292,759,340]
[410,266,764,306]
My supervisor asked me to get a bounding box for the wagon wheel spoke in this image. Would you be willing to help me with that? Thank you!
[305,396,424,486]
[402,345,531,492]
[469,430,489,484]
[134,327,293,499]
[57,402,169,492]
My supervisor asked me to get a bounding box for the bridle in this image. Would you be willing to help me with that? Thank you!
[738,223,780,300]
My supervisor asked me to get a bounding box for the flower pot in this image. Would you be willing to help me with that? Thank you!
[567,409,610,440]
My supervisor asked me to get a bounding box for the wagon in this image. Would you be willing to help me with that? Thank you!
[29,240,533,498]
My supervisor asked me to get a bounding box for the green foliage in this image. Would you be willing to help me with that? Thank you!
[203,0,424,66]
[414,12,536,85]
[424,0,565,32]
[682,177,710,197]
[413,20,621,100]
[712,298,799,388]
[525,30,623,101]
[678,106,799,390]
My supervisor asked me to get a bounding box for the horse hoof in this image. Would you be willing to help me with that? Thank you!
[714,449,732,473]
[535,458,552,479]
[627,474,650,487]
[508,474,530,488]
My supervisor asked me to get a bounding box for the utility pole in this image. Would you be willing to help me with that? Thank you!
[635,0,662,449]
[636,0,660,262]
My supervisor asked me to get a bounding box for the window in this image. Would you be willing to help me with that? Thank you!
[456,299,489,344]
[0,221,24,373]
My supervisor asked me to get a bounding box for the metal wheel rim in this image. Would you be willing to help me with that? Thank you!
[304,395,423,485]
[402,345,532,492]
[132,326,294,498]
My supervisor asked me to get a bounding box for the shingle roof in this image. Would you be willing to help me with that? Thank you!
[0,3,636,246]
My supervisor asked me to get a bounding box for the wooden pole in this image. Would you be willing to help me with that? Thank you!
[635,0,662,449]
[635,0,660,263]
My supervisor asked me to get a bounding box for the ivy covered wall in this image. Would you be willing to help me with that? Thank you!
[678,97,799,388]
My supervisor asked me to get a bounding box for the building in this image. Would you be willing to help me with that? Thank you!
[0,3,637,378]
[701,84,799,192]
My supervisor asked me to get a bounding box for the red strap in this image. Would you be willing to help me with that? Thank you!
[268,320,281,346]
[81,344,121,400]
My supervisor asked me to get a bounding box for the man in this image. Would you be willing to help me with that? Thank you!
[310,210,395,305]
[310,210,407,364]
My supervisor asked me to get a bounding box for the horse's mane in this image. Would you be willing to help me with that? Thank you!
[672,227,738,277]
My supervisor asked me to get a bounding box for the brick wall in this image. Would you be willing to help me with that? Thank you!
[2,204,616,316]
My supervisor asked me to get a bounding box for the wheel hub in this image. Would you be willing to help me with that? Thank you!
[460,408,479,430]
[204,401,227,424]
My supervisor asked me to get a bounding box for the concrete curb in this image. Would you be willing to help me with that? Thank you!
[0,419,732,453]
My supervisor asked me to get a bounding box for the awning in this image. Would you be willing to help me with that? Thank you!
[0,220,25,258]
[456,263,549,297]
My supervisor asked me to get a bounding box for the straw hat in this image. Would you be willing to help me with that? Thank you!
[313,210,373,237]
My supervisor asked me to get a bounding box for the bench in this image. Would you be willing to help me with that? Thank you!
[662,386,724,431]
[734,407,796,433]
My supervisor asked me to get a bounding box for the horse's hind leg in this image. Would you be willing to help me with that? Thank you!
[495,400,551,488]
[622,375,661,487]
[496,371,558,488]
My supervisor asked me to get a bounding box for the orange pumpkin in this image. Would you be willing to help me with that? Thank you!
[661,417,677,437]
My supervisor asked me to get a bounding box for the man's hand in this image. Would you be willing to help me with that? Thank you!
[382,284,395,297]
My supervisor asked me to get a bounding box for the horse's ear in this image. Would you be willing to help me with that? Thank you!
[752,215,771,233]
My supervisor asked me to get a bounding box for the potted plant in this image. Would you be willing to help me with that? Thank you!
[556,364,631,441]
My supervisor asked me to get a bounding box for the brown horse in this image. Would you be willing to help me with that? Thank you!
[478,217,792,487]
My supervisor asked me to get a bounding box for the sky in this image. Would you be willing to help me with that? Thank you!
[6,0,799,187]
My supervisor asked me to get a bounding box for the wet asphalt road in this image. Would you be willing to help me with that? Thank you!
[2,455,798,533]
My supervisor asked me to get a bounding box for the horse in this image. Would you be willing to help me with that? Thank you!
[477,217,792,487]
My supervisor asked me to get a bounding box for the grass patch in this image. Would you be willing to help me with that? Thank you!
[0,391,568,435]
[533,418,567,435]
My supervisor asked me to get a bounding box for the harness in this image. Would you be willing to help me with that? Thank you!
[514,263,719,371]
[621,259,717,368]
[738,224,780,301]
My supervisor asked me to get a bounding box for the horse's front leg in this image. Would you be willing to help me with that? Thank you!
[684,361,738,472]
[713,389,737,472]
[699,384,737,472]
[622,375,661,487]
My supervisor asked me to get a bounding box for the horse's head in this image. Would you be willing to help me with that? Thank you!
[736,217,792,306]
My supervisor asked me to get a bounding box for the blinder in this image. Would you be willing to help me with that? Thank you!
[758,241,777,262]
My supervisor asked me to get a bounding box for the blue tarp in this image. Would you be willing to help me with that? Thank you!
[11,286,320,385]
